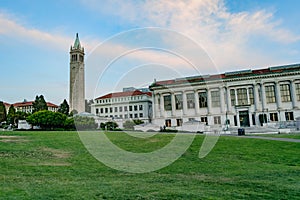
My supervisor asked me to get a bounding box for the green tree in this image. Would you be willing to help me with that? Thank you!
[32,95,48,113]
[58,99,70,116]
[15,111,30,123]
[7,105,16,125]
[26,110,66,130]
[123,120,135,130]
[105,121,118,131]
[64,117,75,130]
[73,116,97,130]
[0,101,7,123]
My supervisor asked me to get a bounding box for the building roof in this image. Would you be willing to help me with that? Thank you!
[3,102,10,107]
[95,90,152,100]
[73,33,81,49]
[13,101,58,108]
[150,63,300,88]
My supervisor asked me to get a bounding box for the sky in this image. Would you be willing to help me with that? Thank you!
[1,0,300,105]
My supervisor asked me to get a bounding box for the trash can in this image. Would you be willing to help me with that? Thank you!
[238,128,245,136]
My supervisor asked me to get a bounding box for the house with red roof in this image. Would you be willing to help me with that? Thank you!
[91,88,152,123]
[12,100,58,113]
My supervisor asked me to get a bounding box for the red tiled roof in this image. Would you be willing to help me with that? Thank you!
[151,63,300,88]
[3,102,10,107]
[13,101,58,108]
[96,90,152,100]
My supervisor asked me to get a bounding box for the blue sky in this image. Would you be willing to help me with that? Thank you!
[1,0,300,105]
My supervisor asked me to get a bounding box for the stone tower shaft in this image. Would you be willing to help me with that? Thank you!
[69,33,85,113]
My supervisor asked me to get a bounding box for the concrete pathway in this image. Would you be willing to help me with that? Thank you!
[236,135,300,143]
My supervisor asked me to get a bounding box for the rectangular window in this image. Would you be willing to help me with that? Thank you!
[164,95,172,111]
[175,94,183,110]
[165,119,171,127]
[96,108,99,114]
[285,112,294,121]
[125,114,128,119]
[139,113,143,118]
[134,113,138,118]
[214,116,221,124]
[119,115,123,119]
[176,119,183,126]
[114,107,118,112]
[249,88,254,105]
[237,88,247,105]
[109,107,113,113]
[201,117,208,125]
[139,105,143,110]
[265,85,276,103]
[186,93,195,109]
[270,113,278,121]
[100,108,103,114]
[296,83,300,101]
[230,89,236,106]
[211,91,220,107]
[280,84,291,102]
[124,106,128,112]
[119,106,123,112]
[105,108,108,113]
[134,105,138,111]
[198,91,207,108]
[129,105,132,111]
[129,114,133,118]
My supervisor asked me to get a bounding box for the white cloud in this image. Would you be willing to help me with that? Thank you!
[81,0,300,70]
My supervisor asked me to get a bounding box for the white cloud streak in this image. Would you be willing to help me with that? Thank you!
[81,0,300,69]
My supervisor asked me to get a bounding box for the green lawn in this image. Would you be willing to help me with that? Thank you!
[0,131,299,199]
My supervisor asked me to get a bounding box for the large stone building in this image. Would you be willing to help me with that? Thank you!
[69,33,85,113]
[150,64,300,129]
[91,88,152,123]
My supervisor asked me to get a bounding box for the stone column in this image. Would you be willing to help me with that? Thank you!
[226,87,231,112]
[261,83,267,111]
[290,80,298,109]
[182,91,187,115]
[194,90,200,115]
[207,89,212,114]
[248,111,252,126]
[253,84,260,111]
[246,88,250,105]
[235,89,238,106]
[220,86,225,113]
[275,81,282,110]
[171,93,176,116]
[160,94,165,118]
[153,93,157,118]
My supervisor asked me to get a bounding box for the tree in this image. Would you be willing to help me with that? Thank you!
[64,117,75,130]
[58,99,69,116]
[73,116,97,130]
[0,101,7,123]
[123,120,135,130]
[26,110,66,130]
[7,105,16,125]
[32,95,48,113]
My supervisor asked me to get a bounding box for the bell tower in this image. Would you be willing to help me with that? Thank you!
[69,33,85,113]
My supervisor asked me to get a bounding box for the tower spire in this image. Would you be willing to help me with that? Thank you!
[73,33,81,49]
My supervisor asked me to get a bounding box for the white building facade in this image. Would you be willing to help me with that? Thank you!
[150,64,300,129]
[91,90,153,123]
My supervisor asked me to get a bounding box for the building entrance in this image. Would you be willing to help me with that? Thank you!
[239,110,250,127]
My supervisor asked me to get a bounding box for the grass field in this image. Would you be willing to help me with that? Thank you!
[0,131,299,199]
